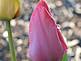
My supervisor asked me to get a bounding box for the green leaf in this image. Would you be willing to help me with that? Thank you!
[62,53,68,61]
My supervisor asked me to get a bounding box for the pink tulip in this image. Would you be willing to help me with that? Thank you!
[28,0,67,61]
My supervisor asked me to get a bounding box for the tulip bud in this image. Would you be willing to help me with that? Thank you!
[0,0,20,20]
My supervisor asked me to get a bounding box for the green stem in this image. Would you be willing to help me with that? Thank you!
[6,20,17,61]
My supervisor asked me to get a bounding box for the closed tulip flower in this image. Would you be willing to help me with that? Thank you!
[29,0,68,61]
[0,0,20,61]
[0,0,20,20]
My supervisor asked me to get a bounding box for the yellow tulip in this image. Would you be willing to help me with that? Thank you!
[0,0,20,20]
